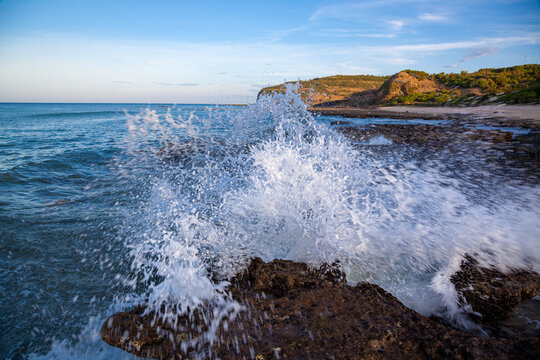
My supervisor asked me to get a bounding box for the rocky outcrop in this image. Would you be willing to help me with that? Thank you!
[102,258,540,359]
[451,255,540,324]
[311,71,443,107]
[377,71,440,103]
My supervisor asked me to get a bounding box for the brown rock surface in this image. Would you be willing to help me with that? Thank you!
[377,71,440,103]
[451,255,540,324]
[102,258,540,359]
[336,124,515,147]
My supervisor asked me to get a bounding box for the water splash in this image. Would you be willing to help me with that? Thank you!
[118,85,539,331]
[34,86,539,358]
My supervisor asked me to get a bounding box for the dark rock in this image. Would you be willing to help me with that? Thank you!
[329,120,352,125]
[335,124,540,183]
[337,124,517,147]
[102,258,540,359]
[499,296,540,339]
[451,255,540,324]
[310,107,446,120]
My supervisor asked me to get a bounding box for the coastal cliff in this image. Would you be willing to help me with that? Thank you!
[257,74,389,105]
[259,65,540,107]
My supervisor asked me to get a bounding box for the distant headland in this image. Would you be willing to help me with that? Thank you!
[258,64,540,107]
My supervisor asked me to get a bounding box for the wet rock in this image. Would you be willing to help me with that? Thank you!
[499,296,540,339]
[329,120,352,125]
[337,124,517,147]
[311,107,446,120]
[102,258,540,359]
[336,123,539,183]
[451,255,540,324]
[230,257,346,297]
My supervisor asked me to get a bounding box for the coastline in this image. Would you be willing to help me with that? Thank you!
[102,257,540,359]
[309,104,540,127]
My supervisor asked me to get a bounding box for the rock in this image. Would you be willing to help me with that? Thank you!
[377,71,440,103]
[451,255,540,324]
[334,124,539,183]
[499,297,540,339]
[102,258,540,359]
[230,257,346,297]
[336,124,517,147]
[329,120,352,125]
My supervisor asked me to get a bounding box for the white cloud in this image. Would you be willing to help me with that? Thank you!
[386,20,405,30]
[155,82,199,87]
[0,34,387,102]
[315,29,397,38]
[0,32,538,102]
[389,35,538,52]
[268,25,309,42]
[419,13,447,21]
[309,0,428,21]
[461,46,499,61]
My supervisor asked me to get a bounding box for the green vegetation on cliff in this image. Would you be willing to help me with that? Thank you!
[388,65,540,105]
[258,74,389,105]
[259,65,540,106]
[433,65,540,93]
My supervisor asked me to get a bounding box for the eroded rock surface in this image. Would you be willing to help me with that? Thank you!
[102,258,540,359]
[451,255,540,324]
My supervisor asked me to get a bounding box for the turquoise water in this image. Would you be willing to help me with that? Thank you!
[1,98,538,359]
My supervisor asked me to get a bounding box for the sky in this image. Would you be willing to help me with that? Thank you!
[0,0,539,103]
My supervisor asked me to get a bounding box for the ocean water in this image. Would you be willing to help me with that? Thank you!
[1,92,539,359]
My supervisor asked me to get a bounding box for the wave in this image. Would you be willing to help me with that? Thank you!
[25,111,126,120]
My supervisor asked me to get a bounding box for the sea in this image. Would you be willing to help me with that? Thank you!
[1,90,539,359]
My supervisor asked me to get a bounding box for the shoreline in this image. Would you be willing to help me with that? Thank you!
[101,257,540,359]
[309,104,540,127]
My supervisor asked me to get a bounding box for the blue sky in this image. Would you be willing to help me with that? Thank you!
[0,0,538,103]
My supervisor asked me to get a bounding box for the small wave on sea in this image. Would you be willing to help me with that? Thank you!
[26,111,125,120]
[31,87,539,358]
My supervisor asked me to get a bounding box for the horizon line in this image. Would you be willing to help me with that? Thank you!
[0,101,250,105]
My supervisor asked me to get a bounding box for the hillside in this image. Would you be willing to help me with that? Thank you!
[257,75,389,106]
[258,65,540,107]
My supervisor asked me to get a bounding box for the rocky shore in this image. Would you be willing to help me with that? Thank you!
[102,257,540,359]
[310,105,540,124]
[316,105,540,184]
[102,104,540,359]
